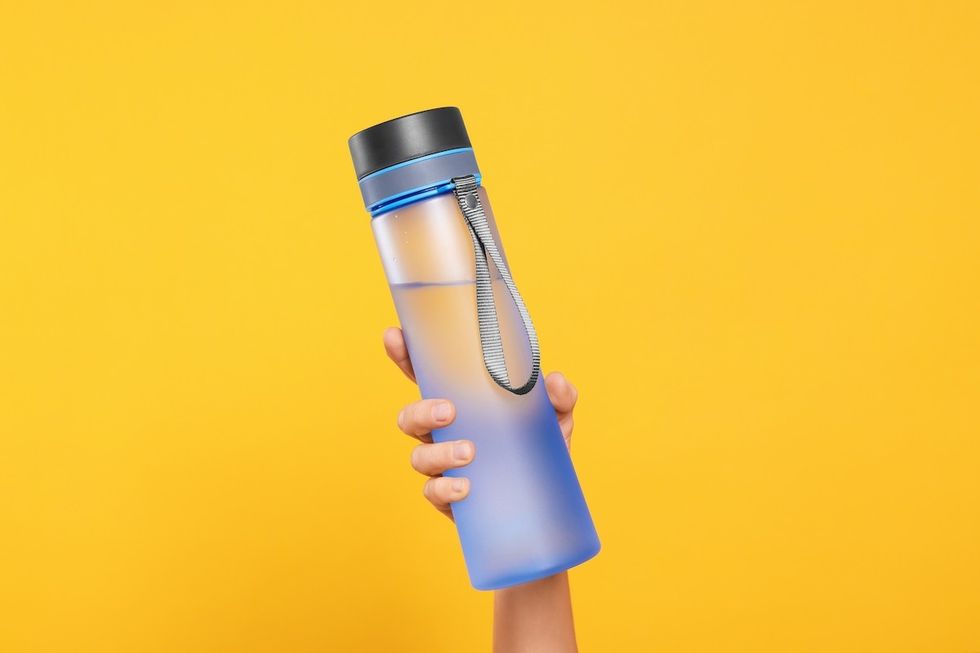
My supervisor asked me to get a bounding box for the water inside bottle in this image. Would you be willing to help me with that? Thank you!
[390,277,532,399]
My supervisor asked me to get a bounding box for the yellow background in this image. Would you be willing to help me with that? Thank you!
[1,1,978,651]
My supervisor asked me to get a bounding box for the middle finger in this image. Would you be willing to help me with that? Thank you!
[396,399,455,440]
[410,440,475,476]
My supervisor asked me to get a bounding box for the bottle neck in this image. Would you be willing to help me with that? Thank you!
[357,147,481,216]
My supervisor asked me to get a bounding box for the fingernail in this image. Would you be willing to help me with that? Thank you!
[453,440,473,462]
[433,402,452,423]
[451,478,468,493]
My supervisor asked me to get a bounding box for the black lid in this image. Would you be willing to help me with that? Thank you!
[348,107,472,180]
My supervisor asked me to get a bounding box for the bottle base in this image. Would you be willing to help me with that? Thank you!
[469,540,601,591]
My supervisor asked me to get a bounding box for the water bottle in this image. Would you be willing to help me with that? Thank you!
[348,107,600,590]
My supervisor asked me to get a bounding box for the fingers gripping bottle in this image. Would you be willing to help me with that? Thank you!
[348,107,600,590]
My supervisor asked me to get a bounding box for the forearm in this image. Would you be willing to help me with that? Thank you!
[493,572,577,653]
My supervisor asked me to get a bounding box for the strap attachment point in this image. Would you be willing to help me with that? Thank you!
[452,175,541,396]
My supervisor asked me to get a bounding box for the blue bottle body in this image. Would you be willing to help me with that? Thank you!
[373,190,600,589]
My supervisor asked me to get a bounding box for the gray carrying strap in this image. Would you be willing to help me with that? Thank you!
[452,175,541,395]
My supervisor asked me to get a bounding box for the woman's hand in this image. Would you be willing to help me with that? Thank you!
[382,326,579,520]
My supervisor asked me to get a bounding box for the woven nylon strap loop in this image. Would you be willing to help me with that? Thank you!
[452,175,541,395]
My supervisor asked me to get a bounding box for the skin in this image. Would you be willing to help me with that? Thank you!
[383,327,580,653]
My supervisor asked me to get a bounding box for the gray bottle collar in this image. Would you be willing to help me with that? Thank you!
[357,148,481,214]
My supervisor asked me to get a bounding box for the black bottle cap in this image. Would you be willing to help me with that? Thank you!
[348,107,472,180]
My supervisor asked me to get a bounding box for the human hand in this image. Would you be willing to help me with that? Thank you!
[383,326,579,520]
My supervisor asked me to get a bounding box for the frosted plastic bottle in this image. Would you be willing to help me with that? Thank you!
[348,108,599,590]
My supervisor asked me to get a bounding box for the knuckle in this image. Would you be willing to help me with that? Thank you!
[427,477,447,503]
[412,402,431,429]
[405,404,419,430]
[401,402,425,435]
[409,445,423,471]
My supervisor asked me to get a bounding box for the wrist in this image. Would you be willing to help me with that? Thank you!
[493,572,577,653]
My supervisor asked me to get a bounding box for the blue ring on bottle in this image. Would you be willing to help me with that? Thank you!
[358,148,481,216]
[368,174,482,217]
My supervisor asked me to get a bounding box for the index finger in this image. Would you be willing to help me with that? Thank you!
[383,327,417,383]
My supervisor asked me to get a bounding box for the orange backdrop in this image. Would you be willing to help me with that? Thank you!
[1,1,978,651]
